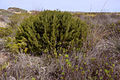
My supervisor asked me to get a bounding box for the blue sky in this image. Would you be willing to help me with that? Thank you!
[0,0,120,12]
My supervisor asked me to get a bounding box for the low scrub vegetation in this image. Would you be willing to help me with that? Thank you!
[0,10,120,80]
[0,27,11,38]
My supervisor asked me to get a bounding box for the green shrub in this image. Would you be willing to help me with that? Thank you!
[15,10,87,55]
[0,27,11,38]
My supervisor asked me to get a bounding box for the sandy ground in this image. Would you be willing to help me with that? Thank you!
[0,52,8,64]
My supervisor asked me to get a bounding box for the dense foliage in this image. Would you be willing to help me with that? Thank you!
[0,27,11,38]
[15,11,87,55]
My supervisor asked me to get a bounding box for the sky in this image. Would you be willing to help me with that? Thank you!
[0,0,120,12]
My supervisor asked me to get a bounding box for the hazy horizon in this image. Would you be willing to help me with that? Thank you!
[0,0,120,12]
